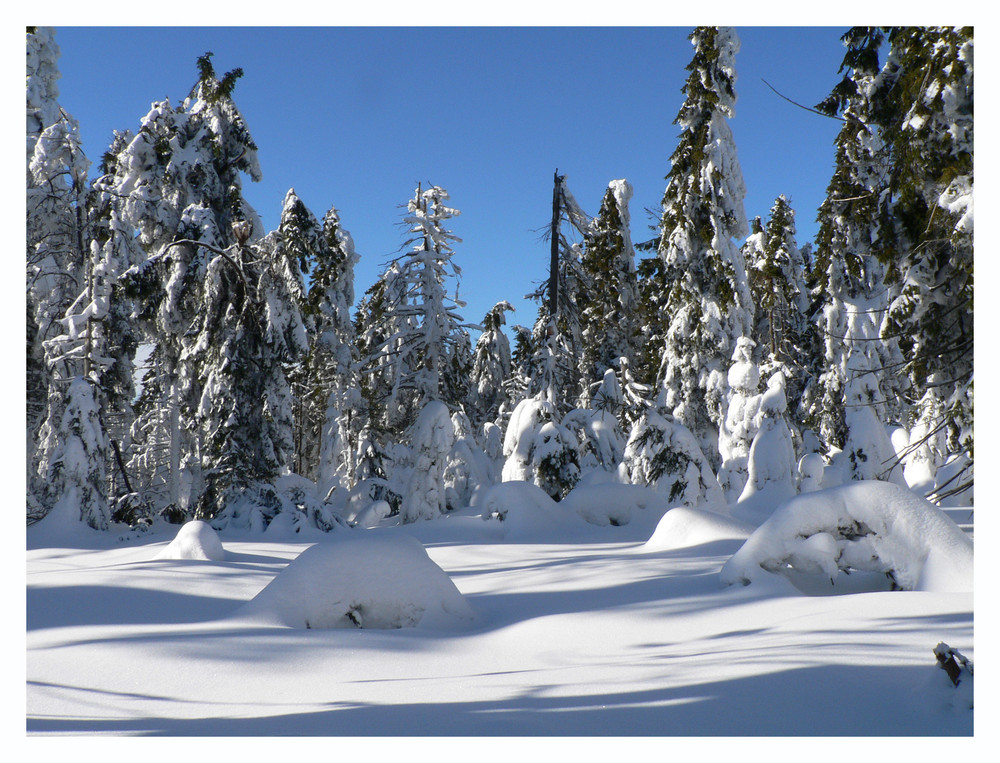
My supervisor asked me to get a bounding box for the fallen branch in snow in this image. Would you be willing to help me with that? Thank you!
[934,642,972,687]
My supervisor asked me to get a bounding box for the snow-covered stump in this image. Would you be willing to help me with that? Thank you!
[155,520,226,561]
[720,481,973,593]
[236,534,475,630]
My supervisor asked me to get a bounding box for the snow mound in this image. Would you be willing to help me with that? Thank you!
[561,483,671,530]
[479,481,582,540]
[645,506,754,552]
[720,481,973,592]
[237,534,475,630]
[155,520,226,561]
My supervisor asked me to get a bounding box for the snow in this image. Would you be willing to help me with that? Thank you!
[235,533,475,630]
[155,520,226,561]
[27,477,974,738]
[721,481,973,593]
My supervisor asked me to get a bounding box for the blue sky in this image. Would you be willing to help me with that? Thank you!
[52,26,848,335]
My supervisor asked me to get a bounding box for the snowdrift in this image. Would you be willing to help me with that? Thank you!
[155,520,226,561]
[478,481,581,540]
[720,481,973,592]
[236,533,475,629]
[644,506,754,552]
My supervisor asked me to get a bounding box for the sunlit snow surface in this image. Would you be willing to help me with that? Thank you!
[27,490,972,736]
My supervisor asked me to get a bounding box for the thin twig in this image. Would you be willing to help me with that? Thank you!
[761,79,846,122]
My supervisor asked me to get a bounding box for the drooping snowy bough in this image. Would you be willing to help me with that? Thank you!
[720,481,973,592]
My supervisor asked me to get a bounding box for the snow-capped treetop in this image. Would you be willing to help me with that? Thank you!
[26,27,63,152]
[655,27,753,468]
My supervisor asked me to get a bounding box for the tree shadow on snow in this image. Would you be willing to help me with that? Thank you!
[26,662,972,736]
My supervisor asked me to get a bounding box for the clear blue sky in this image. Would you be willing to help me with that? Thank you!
[52,26,848,336]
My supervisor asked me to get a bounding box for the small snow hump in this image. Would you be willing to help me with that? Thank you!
[155,520,226,561]
[237,533,475,630]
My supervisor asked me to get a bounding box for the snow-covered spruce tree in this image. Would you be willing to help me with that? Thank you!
[876,27,974,497]
[27,27,91,509]
[731,372,799,526]
[469,301,515,433]
[578,179,641,395]
[193,223,308,525]
[266,190,359,490]
[525,173,590,412]
[502,397,580,501]
[109,53,263,517]
[806,27,905,472]
[563,368,627,479]
[654,27,754,471]
[621,407,724,508]
[359,185,475,521]
[444,409,497,510]
[313,206,361,495]
[36,378,112,530]
[26,27,131,528]
[746,196,816,420]
[717,337,762,502]
[26,26,65,449]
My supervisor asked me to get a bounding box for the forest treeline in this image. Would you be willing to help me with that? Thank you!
[26,26,972,531]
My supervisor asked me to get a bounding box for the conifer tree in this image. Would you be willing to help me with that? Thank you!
[26,27,122,527]
[469,301,515,433]
[578,179,641,395]
[357,185,474,521]
[808,27,907,473]
[108,52,264,516]
[877,27,973,493]
[525,173,590,412]
[717,337,762,502]
[745,197,817,430]
[654,27,754,469]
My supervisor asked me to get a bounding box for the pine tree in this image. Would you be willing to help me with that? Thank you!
[578,179,641,395]
[621,408,724,508]
[717,337,762,502]
[359,186,470,428]
[807,27,905,471]
[469,301,515,433]
[108,52,264,516]
[313,206,361,494]
[266,191,359,489]
[877,27,973,494]
[525,173,590,411]
[357,185,474,522]
[654,27,754,470]
[26,27,119,527]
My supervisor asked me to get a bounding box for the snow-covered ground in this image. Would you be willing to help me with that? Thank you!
[27,483,974,740]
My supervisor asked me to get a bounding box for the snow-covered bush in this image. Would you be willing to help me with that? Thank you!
[720,481,973,592]
[155,520,226,561]
[478,481,582,540]
[502,396,580,500]
[443,410,496,510]
[209,475,350,534]
[621,409,724,508]
[731,372,798,526]
[400,401,455,522]
[237,534,475,630]
[717,337,761,501]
